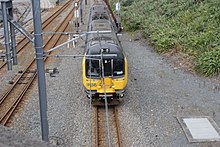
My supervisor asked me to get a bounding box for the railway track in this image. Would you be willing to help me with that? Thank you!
[95,106,122,147]
[0,0,72,70]
[0,3,75,126]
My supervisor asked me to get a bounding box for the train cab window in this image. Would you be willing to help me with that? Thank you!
[103,59,112,76]
[113,59,124,76]
[86,59,100,78]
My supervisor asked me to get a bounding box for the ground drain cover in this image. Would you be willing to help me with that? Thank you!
[177,116,220,142]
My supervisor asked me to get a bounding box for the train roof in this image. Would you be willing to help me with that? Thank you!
[90,19,110,24]
[90,19,111,30]
[91,3,107,12]
[88,36,115,45]
[91,13,108,20]
[91,3,109,20]
[86,43,124,59]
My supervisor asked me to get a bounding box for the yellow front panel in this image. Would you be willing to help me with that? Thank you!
[97,77,115,93]
[82,55,128,93]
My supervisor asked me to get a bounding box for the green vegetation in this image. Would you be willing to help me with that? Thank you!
[110,0,220,76]
[195,49,220,76]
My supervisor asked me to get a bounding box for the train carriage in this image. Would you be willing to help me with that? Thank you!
[82,1,127,105]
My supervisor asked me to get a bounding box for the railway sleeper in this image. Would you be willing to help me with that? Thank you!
[18,82,28,84]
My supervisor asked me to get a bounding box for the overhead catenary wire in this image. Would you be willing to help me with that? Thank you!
[45,54,117,58]
[46,30,112,53]
[89,58,93,147]
[45,30,116,146]
[101,49,112,147]
[97,30,112,147]
[86,2,95,146]
[43,2,117,145]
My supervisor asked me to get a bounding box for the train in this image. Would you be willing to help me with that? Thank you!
[82,0,128,105]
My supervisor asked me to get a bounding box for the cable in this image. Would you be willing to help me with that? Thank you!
[98,30,112,147]
[89,56,93,147]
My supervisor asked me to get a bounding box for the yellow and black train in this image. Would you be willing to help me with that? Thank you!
[82,1,128,105]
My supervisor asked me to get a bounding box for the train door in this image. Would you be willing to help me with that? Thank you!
[102,59,114,92]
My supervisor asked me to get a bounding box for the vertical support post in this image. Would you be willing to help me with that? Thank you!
[74,1,79,33]
[73,35,76,48]
[80,0,83,24]
[67,34,70,48]
[31,0,49,142]
[69,20,74,48]
[1,1,12,70]
[8,2,17,65]
[116,0,121,32]
[85,0,87,5]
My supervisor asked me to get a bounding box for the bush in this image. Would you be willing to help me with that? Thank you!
[121,0,135,7]
[119,0,220,76]
[195,49,220,76]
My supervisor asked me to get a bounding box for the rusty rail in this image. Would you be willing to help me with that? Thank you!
[0,0,72,70]
[0,3,74,126]
[95,106,122,147]
[103,0,117,27]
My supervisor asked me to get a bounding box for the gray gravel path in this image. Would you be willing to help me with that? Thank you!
[118,34,220,147]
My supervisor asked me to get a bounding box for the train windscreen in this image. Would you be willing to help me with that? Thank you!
[113,59,124,76]
[86,59,100,77]
[86,58,124,78]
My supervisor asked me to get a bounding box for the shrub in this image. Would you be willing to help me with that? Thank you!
[195,49,220,76]
[119,0,220,76]
[121,0,135,7]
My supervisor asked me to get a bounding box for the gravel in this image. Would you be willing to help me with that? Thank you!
[0,0,69,94]
[11,1,94,146]
[118,34,220,147]
[5,0,220,147]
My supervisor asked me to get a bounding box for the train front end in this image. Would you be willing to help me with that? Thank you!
[82,45,128,105]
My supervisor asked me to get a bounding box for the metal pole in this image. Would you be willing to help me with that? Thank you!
[8,3,17,65]
[116,0,121,31]
[1,1,12,70]
[101,55,112,147]
[76,9,78,32]
[80,0,83,24]
[31,0,49,142]
[74,2,79,33]
[117,0,120,26]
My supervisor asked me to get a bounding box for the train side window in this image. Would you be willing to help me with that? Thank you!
[113,59,124,76]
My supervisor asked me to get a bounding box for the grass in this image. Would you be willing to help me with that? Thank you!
[110,0,220,76]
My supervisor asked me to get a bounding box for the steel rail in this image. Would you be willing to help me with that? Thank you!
[0,6,74,126]
[95,107,122,147]
[95,107,100,147]
[0,0,72,70]
[0,72,36,125]
[17,3,30,23]
[113,108,122,147]
[0,1,74,106]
